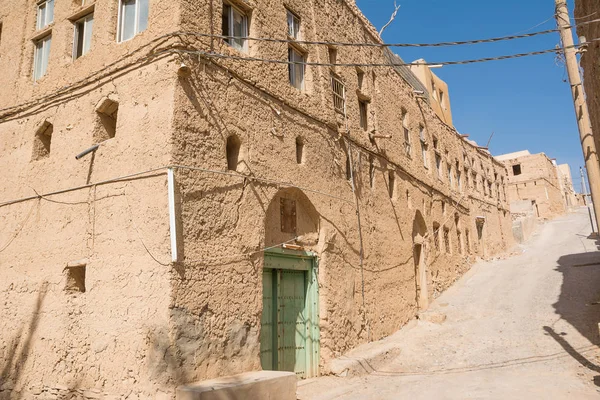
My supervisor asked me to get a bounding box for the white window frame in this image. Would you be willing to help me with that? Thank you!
[36,0,54,30]
[287,10,300,40]
[117,0,149,43]
[223,3,248,52]
[403,113,411,157]
[73,13,94,60]
[33,34,52,81]
[288,46,305,90]
[419,126,428,168]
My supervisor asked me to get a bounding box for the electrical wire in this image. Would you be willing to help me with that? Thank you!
[169,37,598,68]
[3,19,600,121]
[178,28,560,48]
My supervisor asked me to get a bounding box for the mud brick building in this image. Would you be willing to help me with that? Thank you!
[496,150,570,219]
[0,0,513,398]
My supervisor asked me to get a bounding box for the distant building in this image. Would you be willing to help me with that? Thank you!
[496,151,570,219]
[556,164,580,209]
[409,60,454,128]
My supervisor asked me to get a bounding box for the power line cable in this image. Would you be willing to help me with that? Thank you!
[169,37,597,68]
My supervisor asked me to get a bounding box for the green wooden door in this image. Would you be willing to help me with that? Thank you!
[261,251,319,379]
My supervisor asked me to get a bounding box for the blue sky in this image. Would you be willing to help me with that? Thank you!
[356,0,585,188]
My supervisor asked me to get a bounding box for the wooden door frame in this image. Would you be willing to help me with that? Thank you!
[262,248,320,378]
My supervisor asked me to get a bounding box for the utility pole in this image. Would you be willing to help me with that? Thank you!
[581,166,596,233]
[556,0,600,234]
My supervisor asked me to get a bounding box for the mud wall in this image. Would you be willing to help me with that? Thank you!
[167,0,514,385]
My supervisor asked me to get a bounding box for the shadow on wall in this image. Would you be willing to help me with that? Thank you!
[547,252,600,377]
[0,282,49,400]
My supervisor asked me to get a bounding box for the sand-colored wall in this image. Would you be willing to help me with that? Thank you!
[502,153,566,219]
[1,0,513,398]
[0,1,183,398]
[167,0,512,386]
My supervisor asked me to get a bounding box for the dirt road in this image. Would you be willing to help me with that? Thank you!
[298,209,600,399]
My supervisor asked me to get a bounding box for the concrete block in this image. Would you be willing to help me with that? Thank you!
[176,371,296,400]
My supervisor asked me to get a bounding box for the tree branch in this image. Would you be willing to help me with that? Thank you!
[379,1,401,37]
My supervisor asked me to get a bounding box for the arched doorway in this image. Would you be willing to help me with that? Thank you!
[260,188,320,379]
[412,210,429,310]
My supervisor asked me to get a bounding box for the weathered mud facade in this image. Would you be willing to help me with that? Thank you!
[497,151,568,219]
[576,0,600,158]
[1,0,513,398]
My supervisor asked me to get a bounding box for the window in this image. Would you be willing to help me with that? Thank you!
[388,171,395,199]
[328,46,337,68]
[118,0,149,43]
[465,229,471,253]
[331,74,345,114]
[34,35,52,81]
[296,137,304,164]
[431,80,438,100]
[512,164,522,176]
[403,112,411,157]
[95,98,119,141]
[464,168,469,190]
[73,14,94,59]
[65,265,86,293]
[288,47,305,90]
[226,135,241,171]
[357,69,364,90]
[433,223,440,251]
[420,126,428,168]
[287,10,300,39]
[359,100,368,131]
[457,230,463,255]
[439,90,445,109]
[369,155,375,189]
[433,137,438,150]
[37,0,54,30]
[32,121,53,160]
[448,165,453,188]
[472,172,477,190]
[222,3,248,52]
[443,227,451,253]
[435,153,442,178]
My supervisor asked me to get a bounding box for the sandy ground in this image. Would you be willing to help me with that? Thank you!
[298,208,600,399]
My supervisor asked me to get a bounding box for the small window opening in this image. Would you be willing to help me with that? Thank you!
[95,98,118,141]
[359,99,368,131]
[433,223,440,251]
[226,135,241,171]
[33,35,52,81]
[442,201,446,215]
[443,226,451,254]
[65,265,86,293]
[369,155,375,188]
[328,46,337,68]
[345,151,352,181]
[295,136,304,164]
[32,121,53,160]
[406,189,412,208]
[357,69,365,90]
[457,229,463,255]
[280,197,297,234]
[465,229,471,253]
[388,170,395,199]
[402,111,411,156]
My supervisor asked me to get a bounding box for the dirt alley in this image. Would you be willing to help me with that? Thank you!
[298,208,600,399]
